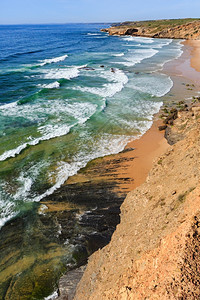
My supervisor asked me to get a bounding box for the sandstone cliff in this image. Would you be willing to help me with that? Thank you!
[74,104,200,299]
[102,19,200,40]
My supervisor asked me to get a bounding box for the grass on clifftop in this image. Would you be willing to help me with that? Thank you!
[112,18,200,29]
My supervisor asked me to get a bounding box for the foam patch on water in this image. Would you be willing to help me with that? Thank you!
[0,124,69,161]
[87,33,100,36]
[0,102,97,161]
[0,101,18,110]
[129,73,173,97]
[153,39,173,49]
[41,66,80,80]
[0,186,18,229]
[39,81,60,89]
[174,41,184,59]
[39,54,68,66]
[44,290,58,300]
[117,48,159,67]
[0,161,50,228]
[112,53,125,57]
[74,68,128,98]
[122,36,154,43]
[63,102,98,124]
[0,98,97,122]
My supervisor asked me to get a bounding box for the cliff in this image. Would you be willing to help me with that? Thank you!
[74,103,200,299]
[101,18,200,39]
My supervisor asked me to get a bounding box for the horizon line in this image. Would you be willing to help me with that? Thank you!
[0,22,113,26]
[1,17,200,26]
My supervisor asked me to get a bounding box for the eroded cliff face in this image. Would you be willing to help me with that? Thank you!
[74,105,200,299]
[102,20,200,40]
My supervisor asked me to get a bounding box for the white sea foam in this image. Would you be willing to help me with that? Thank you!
[13,174,33,200]
[0,210,17,229]
[0,102,97,161]
[87,33,100,36]
[39,54,68,66]
[41,66,80,80]
[0,124,71,162]
[174,41,184,59]
[0,187,18,229]
[74,68,128,98]
[44,290,58,300]
[112,53,124,57]
[122,36,154,43]
[63,102,98,124]
[0,101,18,110]
[130,73,173,97]
[153,39,173,49]
[0,98,96,122]
[39,81,60,89]
[116,48,158,67]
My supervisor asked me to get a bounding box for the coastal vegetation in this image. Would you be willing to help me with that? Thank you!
[102,18,200,39]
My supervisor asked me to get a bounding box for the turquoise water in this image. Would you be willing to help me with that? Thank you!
[0,24,183,228]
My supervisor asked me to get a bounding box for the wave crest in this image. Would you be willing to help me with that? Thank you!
[38,54,68,66]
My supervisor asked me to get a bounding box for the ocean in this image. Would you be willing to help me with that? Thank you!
[0,23,183,298]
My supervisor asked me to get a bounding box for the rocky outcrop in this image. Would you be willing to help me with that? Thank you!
[74,105,200,299]
[101,19,200,40]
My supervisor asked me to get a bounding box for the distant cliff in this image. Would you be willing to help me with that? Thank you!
[101,18,200,39]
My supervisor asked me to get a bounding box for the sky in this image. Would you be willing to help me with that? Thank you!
[0,0,200,25]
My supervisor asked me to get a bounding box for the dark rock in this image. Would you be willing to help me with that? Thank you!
[163,111,178,124]
[78,66,95,71]
[170,108,178,114]
[164,126,184,145]
[120,147,135,154]
[100,65,104,68]
[158,125,167,131]
[57,266,86,300]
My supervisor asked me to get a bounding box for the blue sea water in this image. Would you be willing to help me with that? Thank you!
[0,23,183,228]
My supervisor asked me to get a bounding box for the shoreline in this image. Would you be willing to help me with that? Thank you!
[57,40,200,299]
[73,38,200,300]
[1,36,199,299]
[65,38,200,196]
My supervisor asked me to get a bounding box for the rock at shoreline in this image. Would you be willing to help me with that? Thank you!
[158,124,167,131]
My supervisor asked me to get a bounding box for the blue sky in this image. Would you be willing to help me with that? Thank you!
[0,0,200,24]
